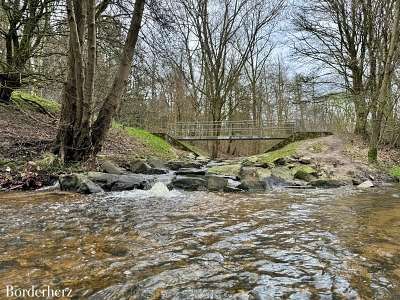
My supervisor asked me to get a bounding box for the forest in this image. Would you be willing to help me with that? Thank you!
[0,0,399,162]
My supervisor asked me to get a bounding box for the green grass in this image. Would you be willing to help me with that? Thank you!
[208,164,241,177]
[248,141,300,164]
[390,166,400,179]
[113,123,176,159]
[180,141,209,157]
[11,90,61,113]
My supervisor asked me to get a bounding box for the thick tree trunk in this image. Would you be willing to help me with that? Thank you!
[354,100,368,137]
[55,0,144,162]
[368,0,400,163]
[91,0,145,155]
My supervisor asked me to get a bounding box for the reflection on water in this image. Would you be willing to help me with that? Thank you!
[0,187,399,299]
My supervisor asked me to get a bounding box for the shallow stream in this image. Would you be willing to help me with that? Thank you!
[0,186,399,299]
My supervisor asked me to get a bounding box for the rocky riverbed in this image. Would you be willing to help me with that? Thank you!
[58,136,397,195]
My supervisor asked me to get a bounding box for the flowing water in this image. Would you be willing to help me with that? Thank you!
[0,186,399,299]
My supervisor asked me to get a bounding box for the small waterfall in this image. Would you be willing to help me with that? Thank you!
[149,182,171,197]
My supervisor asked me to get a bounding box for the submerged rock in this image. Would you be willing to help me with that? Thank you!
[309,179,347,188]
[169,176,207,191]
[59,174,103,194]
[207,175,228,192]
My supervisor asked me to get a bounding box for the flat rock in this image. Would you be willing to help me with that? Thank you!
[169,176,207,191]
[175,168,206,176]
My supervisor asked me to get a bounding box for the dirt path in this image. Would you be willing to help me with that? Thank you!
[297,135,376,180]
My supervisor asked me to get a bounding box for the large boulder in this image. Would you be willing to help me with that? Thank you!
[169,176,207,191]
[207,175,228,192]
[87,172,154,191]
[238,167,271,191]
[59,174,103,194]
[294,170,314,182]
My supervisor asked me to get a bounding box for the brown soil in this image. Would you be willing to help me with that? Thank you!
[298,135,398,181]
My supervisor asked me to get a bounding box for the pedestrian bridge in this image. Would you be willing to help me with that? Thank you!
[161,120,303,141]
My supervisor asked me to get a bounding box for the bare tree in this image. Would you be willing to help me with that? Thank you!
[0,0,56,102]
[177,0,284,157]
[292,0,369,137]
[368,0,400,162]
[55,0,145,162]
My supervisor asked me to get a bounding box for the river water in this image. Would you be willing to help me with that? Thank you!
[0,186,399,299]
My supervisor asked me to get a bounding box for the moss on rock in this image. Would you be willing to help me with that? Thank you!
[248,141,300,164]
[208,164,241,177]
[291,165,317,176]
[390,166,400,180]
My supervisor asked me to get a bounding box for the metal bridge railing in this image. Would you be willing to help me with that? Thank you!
[168,120,297,139]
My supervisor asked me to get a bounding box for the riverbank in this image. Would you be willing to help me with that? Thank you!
[55,134,399,195]
[0,92,194,191]
[0,91,399,193]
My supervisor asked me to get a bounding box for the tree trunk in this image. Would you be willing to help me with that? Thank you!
[55,0,145,162]
[368,0,400,163]
[354,100,368,137]
[91,0,144,155]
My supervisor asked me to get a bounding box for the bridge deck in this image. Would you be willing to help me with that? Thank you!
[169,120,296,140]
[141,120,329,141]
[177,136,287,141]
